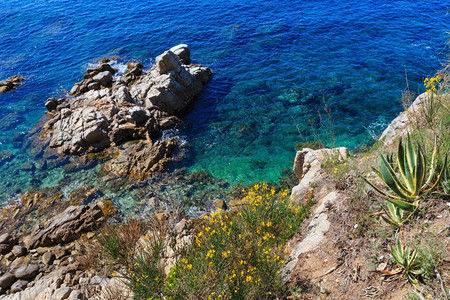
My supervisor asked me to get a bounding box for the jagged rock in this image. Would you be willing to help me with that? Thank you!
[14,265,39,280]
[282,191,342,282]
[213,199,228,210]
[158,116,179,130]
[10,280,29,293]
[0,273,16,289]
[51,287,72,300]
[23,204,104,249]
[5,252,15,261]
[104,139,177,180]
[0,75,24,93]
[70,64,117,96]
[41,45,211,180]
[0,233,17,255]
[110,124,143,145]
[92,71,112,86]
[378,92,447,146]
[291,147,349,202]
[68,290,87,300]
[169,44,190,64]
[87,82,100,91]
[129,106,149,125]
[42,252,56,265]
[112,86,133,104]
[45,98,58,112]
[130,49,211,114]
[8,256,31,273]
[52,246,68,260]
[49,107,110,154]
[11,246,27,257]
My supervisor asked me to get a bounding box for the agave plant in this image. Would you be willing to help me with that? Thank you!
[382,202,405,228]
[363,134,447,212]
[391,239,422,289]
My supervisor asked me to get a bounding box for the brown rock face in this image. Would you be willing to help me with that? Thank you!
[0,75,24,93]
[104,139,177,180]
[23,204,104,249]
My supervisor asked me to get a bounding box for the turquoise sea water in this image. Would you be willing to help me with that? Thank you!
[0,0,448,207]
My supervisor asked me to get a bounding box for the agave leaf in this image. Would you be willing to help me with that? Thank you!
[361,175,394,199]
[408,274,420,289]
[382,202,404,227]
[378,153,412,199]
[386,198,418,212]
[406,134,417,180]
[391,241,403,265]
[397,139,414,191]
[382,215,400,227]
[424,135,438,186]
[423,154,448,194]
[410,269,423,275]
[412,146,426,196]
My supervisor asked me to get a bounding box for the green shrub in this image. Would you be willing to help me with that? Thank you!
[164,183,314,300]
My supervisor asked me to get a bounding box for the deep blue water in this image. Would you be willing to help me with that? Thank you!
[0,0,448,205]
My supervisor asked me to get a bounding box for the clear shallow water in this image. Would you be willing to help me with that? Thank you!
[0,0,448,205]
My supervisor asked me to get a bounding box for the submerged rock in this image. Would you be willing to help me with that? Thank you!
[42,44,211,180]
[0,75,24,93]
[104,139,177,180]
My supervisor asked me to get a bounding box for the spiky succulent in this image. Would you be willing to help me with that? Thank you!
[391,239,422,289]
[363,134,447,212]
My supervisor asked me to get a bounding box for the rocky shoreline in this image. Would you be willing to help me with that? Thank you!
[0,44,214,299]
[0,42,440,298]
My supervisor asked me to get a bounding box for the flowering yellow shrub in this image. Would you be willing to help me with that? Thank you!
[165,183,314,299]
[424,75,442,94]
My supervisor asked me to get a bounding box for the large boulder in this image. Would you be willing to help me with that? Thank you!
[14,264,39,280]
[129,48,212,115]
[23,203,104,249]
[170,44,190,64]
[0,273,16,289]
[49,107,110,154]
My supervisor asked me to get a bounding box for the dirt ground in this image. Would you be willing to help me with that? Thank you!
[285,187,450,300]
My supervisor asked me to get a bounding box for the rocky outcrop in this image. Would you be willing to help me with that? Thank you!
[23,204,104,249]
[291,147,349,202]
[42,45,211,180]
[0,76,24,93]
[104,139,177,180]
[282,147,348,282]
[69,64,117,96]
[378,92,449,146]
[129,49,211,114]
